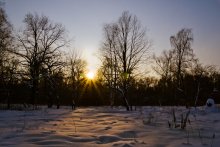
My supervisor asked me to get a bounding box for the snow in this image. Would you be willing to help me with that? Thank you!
[0,106,220,147]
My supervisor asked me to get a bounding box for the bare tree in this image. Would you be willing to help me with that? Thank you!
[0,6,17,109]
[153,50,174,101]
[99,23,120,107]
[170,28,194,89]
[67,50,87,109]
[189,59,215,108]
[43,52,65,108]
[100,11,150,110]
[0,6,13,85]
[153,50,174,85]
[14,13,67,107]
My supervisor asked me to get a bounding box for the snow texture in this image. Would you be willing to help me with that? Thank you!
[0,106,220,147]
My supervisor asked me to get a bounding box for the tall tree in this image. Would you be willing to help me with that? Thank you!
[100,23,120,107]
[67,50,87,107]
[153,50,173,85]
[153,50,174,102]
[14,13,67,107]
[0,6,13,86]
[100,11,150,110]
[170,28,194,89]
[0,6,17,109]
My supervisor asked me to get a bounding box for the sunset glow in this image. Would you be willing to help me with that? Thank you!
[86,71,95,80]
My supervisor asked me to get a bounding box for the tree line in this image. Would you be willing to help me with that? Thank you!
[0,7,219,110]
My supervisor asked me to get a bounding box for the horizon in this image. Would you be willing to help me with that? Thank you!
[4,0,220,73]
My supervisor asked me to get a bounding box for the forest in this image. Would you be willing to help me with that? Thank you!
[0,6,220,110]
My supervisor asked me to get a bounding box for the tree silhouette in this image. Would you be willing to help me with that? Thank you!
[170,28,194,89]
[67,50,87,108]
[0,6,16,109]
[13,13,67,107]
[100,11,151,110]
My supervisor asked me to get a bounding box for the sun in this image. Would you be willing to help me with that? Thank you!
[86,71,95,80]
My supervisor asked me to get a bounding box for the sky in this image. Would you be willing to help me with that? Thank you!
[4,0,220,73]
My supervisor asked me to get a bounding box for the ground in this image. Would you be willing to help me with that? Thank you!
[0,106,220,147]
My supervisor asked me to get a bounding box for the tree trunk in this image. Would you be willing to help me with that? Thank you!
[7,91,10,109]
[123,81,130,111]
[31,79,37,106]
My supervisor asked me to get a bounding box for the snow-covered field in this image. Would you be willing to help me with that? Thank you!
[0,106,220,147]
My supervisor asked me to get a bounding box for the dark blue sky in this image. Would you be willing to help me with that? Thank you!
[5,0,220,72]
